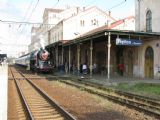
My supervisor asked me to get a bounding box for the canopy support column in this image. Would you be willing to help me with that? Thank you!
[69,46,71,74]
[77,44,80,76]
[90,39,93,78]
[107,32,111,80]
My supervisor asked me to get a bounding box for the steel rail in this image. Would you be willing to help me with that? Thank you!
[75,79,160,105]
[9,67,34,119]
[17,70,77,120]
[60,80,160,119]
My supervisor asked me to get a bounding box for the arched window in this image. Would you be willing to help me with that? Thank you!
[145,46,153,59]
[146,10,152,32]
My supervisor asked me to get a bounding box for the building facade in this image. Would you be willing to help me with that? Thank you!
[42,1,160,79]
[29,8,64,52]
[110,16,135,31]
[135,0,160,78]
[135,0,160,32]
[49,6,116,44]
[51,1,160,79]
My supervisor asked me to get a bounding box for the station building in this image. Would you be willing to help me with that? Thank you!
[48,0,160,79]
[46,1,160,79]
[29,1,160,79]
[48,28,159,79]
[134,0,160,78]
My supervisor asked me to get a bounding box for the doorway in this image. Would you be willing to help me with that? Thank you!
[116,47,124,75]
[145,46,154,78]
[127,50,133,76]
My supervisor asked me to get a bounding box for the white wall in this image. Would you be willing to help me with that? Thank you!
[63,7,115,40]
[50,22,63,43]
[59,7,80,21]
[112,18,135,31]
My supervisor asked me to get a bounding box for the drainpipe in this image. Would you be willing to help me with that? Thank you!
[77,44,80,76]
[61,46,64,65]
[69,46,71,74]
[56,46,58,68]
[90,39,93,78]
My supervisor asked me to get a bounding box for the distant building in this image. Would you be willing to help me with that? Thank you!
[60,6,116,40]
[135,0,160,32]
[109,16,135,31]
[28,27,39,52]
[29,8,64,52]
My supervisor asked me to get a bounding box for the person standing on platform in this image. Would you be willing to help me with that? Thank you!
[93,63,97,74]
[118,63,125,76]
[82,63,87,75]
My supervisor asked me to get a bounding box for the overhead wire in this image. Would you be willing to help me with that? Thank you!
[26,0,40,22]
[18,0,40,36]
[52,0,59,8]
[18,0,34,29]
[17,0,40,46]
[0,19,55,26]
[108,0,127,11]
[83,0,97,8]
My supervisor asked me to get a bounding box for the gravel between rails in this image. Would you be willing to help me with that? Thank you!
[31,79,158,120]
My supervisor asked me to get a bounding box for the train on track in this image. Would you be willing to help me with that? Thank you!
[15,48,53,73]
[0,54,7,65]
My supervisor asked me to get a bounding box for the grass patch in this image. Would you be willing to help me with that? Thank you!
[111,83,160,99]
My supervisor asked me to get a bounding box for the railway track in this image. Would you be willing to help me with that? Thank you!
[74,79,160,105]
[59,79,160,119]
[11,66,160,119]
[9,67,76,120]
[8,67,27,120]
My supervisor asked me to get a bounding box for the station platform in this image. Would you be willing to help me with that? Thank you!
[56,72,160,85]
[84,74,160,85]
[0,64,8,120]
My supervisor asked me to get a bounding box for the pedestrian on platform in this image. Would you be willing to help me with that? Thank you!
[82,63,87,75]
[118,63,125,76]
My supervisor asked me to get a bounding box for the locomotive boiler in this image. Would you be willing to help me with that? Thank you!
[16,48,53,73]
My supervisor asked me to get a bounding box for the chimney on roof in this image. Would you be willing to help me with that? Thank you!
[109,11,111,16]
[83,7,85,11]
[77,7,80,14]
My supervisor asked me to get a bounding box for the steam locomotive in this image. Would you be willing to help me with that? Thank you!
[15,49,53,73]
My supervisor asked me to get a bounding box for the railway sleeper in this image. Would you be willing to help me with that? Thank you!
[34,114,62,119]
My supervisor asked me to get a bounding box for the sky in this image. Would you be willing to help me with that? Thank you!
[0,0,135,57]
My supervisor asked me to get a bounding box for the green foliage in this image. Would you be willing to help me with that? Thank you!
[112,83,160,98]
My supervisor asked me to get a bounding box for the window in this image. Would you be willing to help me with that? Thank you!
[145,46,153,59]
[55,33,57,42]
[80,20,85,26]
[53,14,56,18]
[146,10,152,32]
[57,32,59,41]
[91,20,93,25]
[91,19,98,26]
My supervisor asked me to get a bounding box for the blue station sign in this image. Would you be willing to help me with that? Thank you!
[116,38,142,46]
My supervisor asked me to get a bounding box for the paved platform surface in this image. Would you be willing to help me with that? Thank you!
[85,75,160,86]
[56,72,160,85]
[0,64,8,120]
